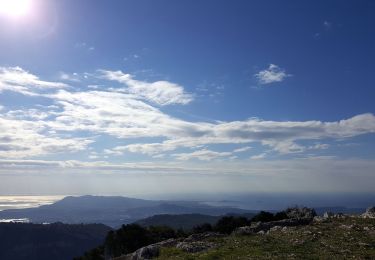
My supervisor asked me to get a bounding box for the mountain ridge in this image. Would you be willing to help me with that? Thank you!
[0,195,252,227]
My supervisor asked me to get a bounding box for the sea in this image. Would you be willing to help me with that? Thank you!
[0,195,65,223]
[0,195,64,211]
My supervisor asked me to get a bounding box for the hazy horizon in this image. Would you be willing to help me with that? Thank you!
[0,192,373,212]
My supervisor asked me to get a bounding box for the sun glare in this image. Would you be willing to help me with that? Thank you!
[0,0,32,18]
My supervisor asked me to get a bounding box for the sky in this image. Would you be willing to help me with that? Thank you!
[0,0,374,197]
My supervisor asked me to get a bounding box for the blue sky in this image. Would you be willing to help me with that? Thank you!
[0,0,374,196]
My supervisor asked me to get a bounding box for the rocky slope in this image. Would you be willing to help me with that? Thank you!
[119,207,375,259]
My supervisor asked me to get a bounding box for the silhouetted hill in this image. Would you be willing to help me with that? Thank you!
[135,214,222,230]
[0,222,111,260]
[0,195,251,227]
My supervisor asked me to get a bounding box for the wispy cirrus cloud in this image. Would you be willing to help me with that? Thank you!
[114,113,375,156]
[101,70,193,105]
[254,64,291,85]
[0,67,68,95]
[172,149,232,161]
[172,146,252,161]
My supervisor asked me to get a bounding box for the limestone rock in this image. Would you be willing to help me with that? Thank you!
[176,241,216,253]
[323,211,334,218]
[232,218,312,236]
[115,238,181,260]
[285,207,316,219]
[362,206,375,218]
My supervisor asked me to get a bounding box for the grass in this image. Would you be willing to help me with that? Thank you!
[157,218,375,259]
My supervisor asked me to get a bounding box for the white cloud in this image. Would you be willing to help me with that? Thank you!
[1,66,375,161]
[0,67,67,95]
[41,81,375,157]
[250,153,267,160]
[101,70,193,105]
[255,64,291,85]
[0,116,92,158]
[5,108,52,120]
[59,72,81,82]
[172,149,232,161]
[118,113,375,156]
[172,146,251,161]
[233,146,252,153]
[308,143,330,150]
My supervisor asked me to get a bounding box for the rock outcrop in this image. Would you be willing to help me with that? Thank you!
[175,232,223,253]
[362,207,375,218]
[285,207,317,219]
[232,218,312,236]
[115,232,223,260]
[113,238,181,260]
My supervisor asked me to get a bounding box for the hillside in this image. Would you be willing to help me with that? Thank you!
[157,217,375,259]
[100,207,374,260]
[0,195,251,227]
[0,222,111,260]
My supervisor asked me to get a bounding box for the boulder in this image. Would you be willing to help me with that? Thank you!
[285,207,316,219]
[323,211,334,218]
[362,206,375,218]
[115,238,181,260]
[115,244,160,260]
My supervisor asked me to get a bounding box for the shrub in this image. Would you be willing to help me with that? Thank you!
[214,216,249,234]
[192,223,213,234]
[251,211,275,222]
[273,211,288,221]
[148,225,176,242]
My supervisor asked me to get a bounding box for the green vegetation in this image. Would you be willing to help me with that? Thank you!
[77,209,297,259]
[214,216,250,234]
[77,224,182,259]
[0,222,111,260]
[158,217,375,259]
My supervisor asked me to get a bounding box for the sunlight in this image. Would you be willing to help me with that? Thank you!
[0,0,32,18]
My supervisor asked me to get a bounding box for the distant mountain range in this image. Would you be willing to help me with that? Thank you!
[0,222,111,260]
[0,195,252,227]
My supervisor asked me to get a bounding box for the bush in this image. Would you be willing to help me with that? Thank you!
[105,224,152,257]
[273,211,288,221]
[251,211,275,222]
[192,223,213,234]
[148,225,176,242]
[102,224,178,258]
[214,216,249,234]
